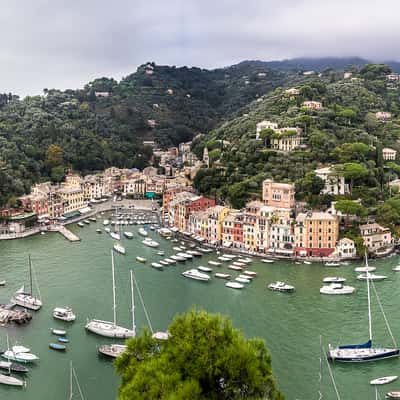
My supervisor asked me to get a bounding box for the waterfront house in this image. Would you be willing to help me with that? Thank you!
[315,165,349,195]
[262,179,295,209]
[335,238,356,258]
[207,206,230,244]
[222,211,244,249]
[294,212,339,257]
[359,223,392,252]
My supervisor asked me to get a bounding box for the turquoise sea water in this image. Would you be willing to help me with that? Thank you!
[0,218,400,399]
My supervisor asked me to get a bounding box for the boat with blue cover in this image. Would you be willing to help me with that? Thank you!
[327,254,399,363]
[49,343,66,351]
[58,337,69,343]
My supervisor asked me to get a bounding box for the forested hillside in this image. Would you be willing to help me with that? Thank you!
[0,61,308,205]
[193,64,400,230]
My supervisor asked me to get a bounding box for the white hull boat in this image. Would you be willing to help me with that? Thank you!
[0,373,25,386]
[13,291,42,310]
[181,269,210,282]
[228,265,242,271]
[225,282,244,289]
[354,266,376,272]
[113,243,126,255]
[104,227,111,233]
[2,350,39,363]
[370,375,398,385]
[123,232,134,239]
[320,283,355,295]
[98,344,127,358]
[261,259,274,263]
[268,281,295,292]
[164,258,175,264]
[325,262,341,267]
[136,257,146,263]
[197,266,212,272]
[357,273,387,281]
[208,261,221,266]
[142,239,159,248]
[323,277,346,284]
[110,232,120,240]
[86,319,135,339]
[215,273,231,279]
[151,262,163,270]
[235,277,250,284]
[218,256,230,262]
[242,270,257,277]
[138,228,148,237]
[103,220,110,226]
[53,307,76,322]
[393,265,400,272]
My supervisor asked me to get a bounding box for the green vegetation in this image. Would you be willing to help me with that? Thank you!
[116,309,283,400]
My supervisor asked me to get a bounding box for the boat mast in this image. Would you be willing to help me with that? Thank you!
[130,270,136,335]
[69,360,73,400]
[365,253,373,342]
[111,250,117,327]
[29,255,33,296]
[319,335,323,400]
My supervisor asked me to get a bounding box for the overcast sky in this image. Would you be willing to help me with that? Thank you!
[1,0,399,96]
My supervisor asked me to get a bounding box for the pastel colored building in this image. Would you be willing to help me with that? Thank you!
[256,120,278,140]
[222,211,244,249]
[262,179,295,209]
[294,212,339,257]
[376,111,391,121]
[359,223,392,252]
[335,238,356,258]
[302,101,323,110]
[383,148,397,161]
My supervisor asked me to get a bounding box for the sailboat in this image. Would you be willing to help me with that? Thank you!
[98,270,135,357]
[12,255,42,311]
[85,251,135,338]
[327,254,399,362]
[69,361,85,400]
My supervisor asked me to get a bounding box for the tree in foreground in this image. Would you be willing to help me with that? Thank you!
[115,309,284,400]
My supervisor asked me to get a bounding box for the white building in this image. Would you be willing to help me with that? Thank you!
[256,120,279,140]
[383,148,397,161]
[315,166,349,195]
[376,111,391,121]
[336,238,356,258]
[302,101,323,110]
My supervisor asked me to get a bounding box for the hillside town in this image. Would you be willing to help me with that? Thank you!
[0,135,395,261]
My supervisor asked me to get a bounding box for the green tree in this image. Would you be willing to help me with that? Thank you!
[116,309,283,400]
[45,144,64,169]
[337,163,369,193]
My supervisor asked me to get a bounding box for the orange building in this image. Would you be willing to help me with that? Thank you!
[262,179,295,209]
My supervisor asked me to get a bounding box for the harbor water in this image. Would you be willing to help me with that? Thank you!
[1,218,400,399]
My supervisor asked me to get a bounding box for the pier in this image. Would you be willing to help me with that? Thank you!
[48,225,80,242]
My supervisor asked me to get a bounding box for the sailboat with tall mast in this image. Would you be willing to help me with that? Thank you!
[69,361,85,400]
[12,255,42,311]
[85,251,135,338]
[327,254,399,362]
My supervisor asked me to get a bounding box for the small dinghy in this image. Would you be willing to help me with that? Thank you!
[0,280,5,286]
[268,281,295,292]
[77,222,84,227]
[197,266,212,273]
[58,337,69,343]
[324,261,341,267]
[164,258,175,264]
[354,265,376,272]
[393,265,400,272]
[303,260,311,265]
[370,375,398,385]
[49,343,66,351]
[157,251,165,256]
[159,260,169,266]
[228,265,242,271]
[208,260,221,266]
[386,392,400,399]
[123,232,134,239]
[52,329,66,336]
[215,273,231,279]
[96,229,102,234]
[225,282,244,289]
[323,277,346,284]
[136,256,146,263]
[151,262,164,270]
[242,270,257,277]
[235,276,250,284]
[261,259,274,263]
[357,273,387,281]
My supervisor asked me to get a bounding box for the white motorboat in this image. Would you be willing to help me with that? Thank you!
[52,328,67,336]
[228,265,242,271]
[157,251,165,256]
[2,350,39,363]
[173,246,182,251]
[387,392,400,398]
[151,262,164,270]
[303,260,312,265]
[177,252,193,260]
[370,376,398,385]
[197,266,212,273]
[233,261,246,267]
[142,239,159,248]
[393,265,400,272]
[325,261,341,267]
[215,273,231,279]
[357,273,387,281]
[12,255,42,311]
[103,219,110,226]
[152,331,170,340]
[110,232,120,240]
[123,232,134,239]
[89,217,96,222]
[0,373,25,387]
[84,220,90,225]
[237,258,250,264]
[159,260,168,266]
[98,344,127,358]
[104,227,111,233]
[327,254,399,363]
[136,256,146,263]
[242,270,257,277]
[12,345,30,353]
[320,283,355,295]
[222,254,236,259]
[197,247,213,253]
[261,259,274,263]
[86,251,135,339]
[113,243,126,255]
[218,256,230,262]
[235,276,250,284]
[268,281,295,292]
[354,266,376,272]
[96,229,102,234]
[171,255,186,262]
[0,280,5,286]
[53,307,76,322]
[208,260,221,266]
[238,274,253,280]
[323,277,346,284]
[77,222,84,227]
[225,282,244,289]
[164,258,176,264]
[187,250,202,257]
[181,269,210,282]
[138,228,148,237]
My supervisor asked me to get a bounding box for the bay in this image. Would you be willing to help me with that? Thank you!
[0,218,399,399]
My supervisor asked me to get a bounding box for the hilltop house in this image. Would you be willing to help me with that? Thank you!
[315,166,349,195]
[256,120,278,140]
[383,148,397,161]
[302,101,323,110]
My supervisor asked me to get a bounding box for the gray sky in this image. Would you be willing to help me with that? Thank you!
[1,0,399,96]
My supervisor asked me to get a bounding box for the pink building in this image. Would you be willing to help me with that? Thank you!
[262,179,295,209]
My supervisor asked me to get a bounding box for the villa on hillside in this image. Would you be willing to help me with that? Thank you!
[359,223,392,252]
[302,101,323,110]
[315,165,349,195]
[256,120,278,140]
[376,111,391,121]
[383,147,397,161]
